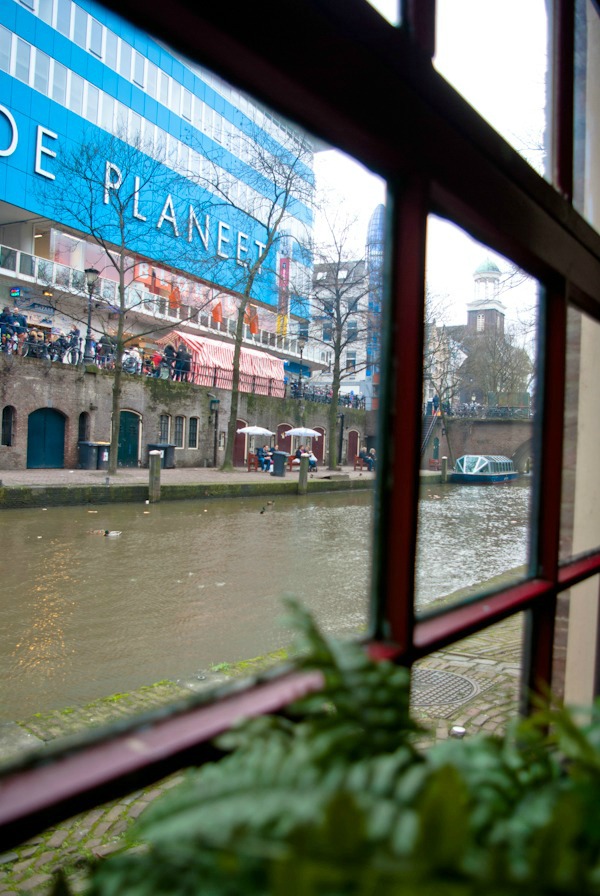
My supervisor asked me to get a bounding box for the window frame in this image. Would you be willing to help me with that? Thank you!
[3,0,600,852]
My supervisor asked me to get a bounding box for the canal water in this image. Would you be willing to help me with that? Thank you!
[0,481,531,721]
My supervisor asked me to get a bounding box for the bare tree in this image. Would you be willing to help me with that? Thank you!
[301,211,374,469]
[184,125,315,470]
[38,128,209,474]
[423,291,466,465]
[458,324,533,406]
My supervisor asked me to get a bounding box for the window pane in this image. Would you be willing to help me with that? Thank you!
[34,48,50,94]
[52,60,67,104]
[574,0,600,234]
[118,40,131,79]
[560,306,600,561]
[105,30,118,70]
[55,0,71,38]
[38,0,53,25]
[416,217,539,615]
[89,18,103,57]
[15,38,31,84]
[72,4,87,49]
[133,50,145,87]
[0,25,12,73]
[86,83,99,123]
[69,71,83,114]
[435,0,549,179]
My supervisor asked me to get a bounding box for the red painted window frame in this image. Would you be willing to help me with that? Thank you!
[2,0,600,851]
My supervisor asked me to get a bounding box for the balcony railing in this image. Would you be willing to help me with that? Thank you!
[0,243,320,364]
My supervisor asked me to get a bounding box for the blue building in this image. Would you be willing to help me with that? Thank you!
[0,0,314,354]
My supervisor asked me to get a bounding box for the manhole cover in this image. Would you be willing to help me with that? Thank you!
[410,668,478,706]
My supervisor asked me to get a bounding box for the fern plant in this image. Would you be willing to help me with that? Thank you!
[68,600,600,896]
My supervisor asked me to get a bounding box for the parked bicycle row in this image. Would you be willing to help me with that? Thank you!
[288,382,366,409]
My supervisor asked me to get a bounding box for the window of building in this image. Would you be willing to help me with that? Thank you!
[89,18,103,58]
[77,411,90,442]
[170,79,181,115]
[38,0,52,25]
[85,83,99,123]
[133,50,145,88]
[19,0,34,10]
[68,70,83,115]
[188,417,199,448]
[15,38,31,84]
[0,25,11,73]
[34,48,50,94]
[158,70,169,106]
[3,0,600,866]
[347,320,358,342]
[104,30,118,70]
[181,88,192,121]
[477,312,485,332]
[174,416,184,448]
[346,351,356,374]
[100,92,114,131]
[118,40,131,79]
[51,59,67,104]
[146,60,158,99]
[72,4,87,49]
[1,406,14,446]
[159,414,170,443]
[55,0,71,38]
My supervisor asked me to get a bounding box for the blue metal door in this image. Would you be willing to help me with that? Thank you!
[27,408,65,468]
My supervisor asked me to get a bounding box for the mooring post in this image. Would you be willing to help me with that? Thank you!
[298,455,309,495]
[441,456,448,483]
[148,450,162,503]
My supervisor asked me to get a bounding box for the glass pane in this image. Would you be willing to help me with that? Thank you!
[574,0,600,232]
[412,612,524,742]
[435,0,550,178]
[415,216,539,615]
[0,6,385,738]
[365,0,400,26]
[560,306,600,561]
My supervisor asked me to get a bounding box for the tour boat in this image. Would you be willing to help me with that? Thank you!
[451,454,519,484]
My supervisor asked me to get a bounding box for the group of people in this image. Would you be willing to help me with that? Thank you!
[256,444,278,472]
[295,445,318,470]
[358,447,377,471]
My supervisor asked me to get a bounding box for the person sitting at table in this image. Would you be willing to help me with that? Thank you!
[368,448,377,471]
[359,446,374,472]
[256,444,268,471]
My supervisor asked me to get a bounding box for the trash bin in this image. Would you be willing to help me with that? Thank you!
[78,441,98,470]
[147,443,176,469]
[270,450,288,477]
[96,443,110,470]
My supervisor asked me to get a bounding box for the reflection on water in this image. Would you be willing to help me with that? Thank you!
[416,478,531,609]
[0,482,531,720]
[0,492,372,720]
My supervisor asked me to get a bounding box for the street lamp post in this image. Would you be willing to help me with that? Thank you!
[297,337,306,426]
[83,268,100,363]
[298,337,306,398]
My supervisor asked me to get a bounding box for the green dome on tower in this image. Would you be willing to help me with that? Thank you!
[474,258,501,276]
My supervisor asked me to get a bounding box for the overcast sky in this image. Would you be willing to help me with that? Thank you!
[314,0,548,326]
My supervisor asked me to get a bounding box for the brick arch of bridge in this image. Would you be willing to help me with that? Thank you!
[443,418,534,465]
[512,438,534,472]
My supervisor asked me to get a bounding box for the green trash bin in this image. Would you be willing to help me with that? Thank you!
[96,444,110,470]
[270,450,288,477]
[78,441,98,470]
[147,443,176,469]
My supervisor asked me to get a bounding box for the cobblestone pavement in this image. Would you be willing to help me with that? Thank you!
[0,615,523,895]
[0,467,514,895]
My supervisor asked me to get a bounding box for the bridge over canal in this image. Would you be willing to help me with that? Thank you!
[423,417,534,471]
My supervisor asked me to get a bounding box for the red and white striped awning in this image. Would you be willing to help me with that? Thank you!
[160,332,285,396]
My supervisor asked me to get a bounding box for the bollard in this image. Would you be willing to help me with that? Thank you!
[297,455,309,495]
[148,450,162,503]
[441,456,448,483]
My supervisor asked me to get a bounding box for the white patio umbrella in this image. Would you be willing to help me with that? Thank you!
[282,427,321,439]
[236,426,275,437]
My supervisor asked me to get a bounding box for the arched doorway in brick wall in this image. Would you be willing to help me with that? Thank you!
[27,408,66,468]
[234,419,247,466]
[277,423,292,451]
[118,411,141,467]
[347,429,360,464]
[313,426,325,463]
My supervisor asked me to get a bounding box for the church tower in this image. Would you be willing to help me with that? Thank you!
[466,258,506,336]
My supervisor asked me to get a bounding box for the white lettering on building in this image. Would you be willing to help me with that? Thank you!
[217,221,230,259]
[157,194,179,237]
[188,208,210,250]
[34,126,57,179]
[104,162,123,203]
[133,176,146,221]
[0,105,18,157]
